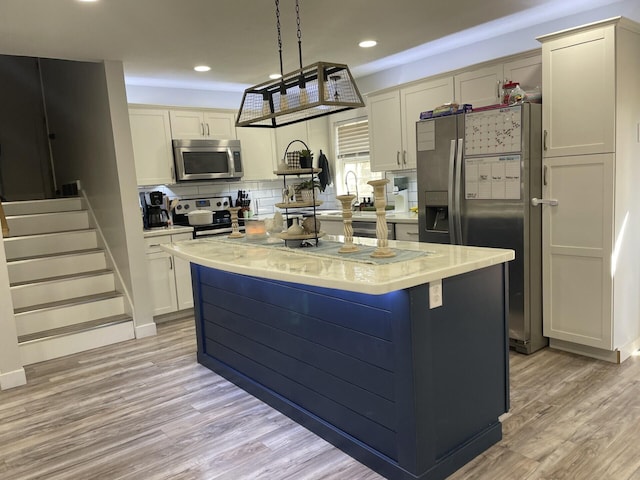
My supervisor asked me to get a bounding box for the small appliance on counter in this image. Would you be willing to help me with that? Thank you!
[172,196,241,238]
[140,190,170,229]
[393,176,409,213]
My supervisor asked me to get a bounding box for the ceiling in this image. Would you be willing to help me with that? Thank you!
[0,0,631,92]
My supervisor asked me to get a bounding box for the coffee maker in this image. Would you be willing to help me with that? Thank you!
[140,191,169,229]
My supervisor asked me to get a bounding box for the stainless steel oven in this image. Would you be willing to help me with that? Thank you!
[352,221,395,240]
[172,196,245,237]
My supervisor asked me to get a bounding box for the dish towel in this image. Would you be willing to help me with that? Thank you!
[317,150,332,192]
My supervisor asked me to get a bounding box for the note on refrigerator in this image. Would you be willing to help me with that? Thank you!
[465,155,521,200]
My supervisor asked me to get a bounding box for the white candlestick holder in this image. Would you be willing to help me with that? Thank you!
[336,194,359,253]
[228,207,245,238]
[367,179,396,258]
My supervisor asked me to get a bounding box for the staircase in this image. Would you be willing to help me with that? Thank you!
[2,197,135,366]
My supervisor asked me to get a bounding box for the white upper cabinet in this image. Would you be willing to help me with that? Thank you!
[454,55,542,108]
[169,109,236,139]
[236,127,278,181]
[540,26,615,157]
[129,108,175,186]
[369,76,454,172]
[503,55,542,91]
[454,64,504,108]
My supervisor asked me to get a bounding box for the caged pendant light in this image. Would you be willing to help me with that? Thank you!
[236,0,365,128]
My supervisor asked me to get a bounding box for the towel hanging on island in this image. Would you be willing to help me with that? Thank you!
[317,150,332,192]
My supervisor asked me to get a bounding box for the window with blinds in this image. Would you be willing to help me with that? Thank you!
[335,120,382,198]
[336,120,369,159]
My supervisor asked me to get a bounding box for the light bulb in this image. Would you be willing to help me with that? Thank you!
[280,89,289,111]
[261,92,271,116]
[298,76,309,106]
[300,86,309,106]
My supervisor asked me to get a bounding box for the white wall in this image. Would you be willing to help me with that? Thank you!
[0,228,26,390]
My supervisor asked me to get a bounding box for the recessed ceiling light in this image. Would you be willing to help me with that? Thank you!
[359,40,377,48]
[269,73,282,80]
[77,0,99,2]
[194,65,211,72]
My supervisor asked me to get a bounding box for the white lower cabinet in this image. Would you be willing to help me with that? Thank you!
[144,233,193,316]
[173,255,194,310]
[395,223,419,241]
[146,251,179,316]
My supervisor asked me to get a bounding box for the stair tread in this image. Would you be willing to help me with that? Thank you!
[13,290,124,315]
[10,268,113,288]
[7,248,104,263]
[6,210,86,219]
[18,314,132,344]
[3,228,97,241]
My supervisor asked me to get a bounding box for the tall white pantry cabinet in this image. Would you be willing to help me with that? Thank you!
[537,17,640,362]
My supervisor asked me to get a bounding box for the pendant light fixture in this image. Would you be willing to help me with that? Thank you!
[236,0,365,128]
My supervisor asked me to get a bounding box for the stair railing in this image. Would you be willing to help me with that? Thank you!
[0,200,8,237]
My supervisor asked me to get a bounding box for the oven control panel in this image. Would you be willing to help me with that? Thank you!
[173,196,231,213]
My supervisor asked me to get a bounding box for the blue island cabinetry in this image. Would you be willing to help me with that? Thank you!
[190,261,509,480]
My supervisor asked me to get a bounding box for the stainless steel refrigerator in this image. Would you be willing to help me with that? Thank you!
[416,104,546,354]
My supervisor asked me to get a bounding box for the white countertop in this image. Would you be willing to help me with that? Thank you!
[161,236,513,295]
[317,211,418,224]
[143,226,194,238]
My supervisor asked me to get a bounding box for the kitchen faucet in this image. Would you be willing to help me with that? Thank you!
[345,170,359,209]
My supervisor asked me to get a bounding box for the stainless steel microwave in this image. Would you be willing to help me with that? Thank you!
[172,139,243,181]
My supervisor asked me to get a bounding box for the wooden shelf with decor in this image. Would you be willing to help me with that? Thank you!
[276,140,323,247]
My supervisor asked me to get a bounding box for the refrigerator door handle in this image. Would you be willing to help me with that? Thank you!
[531,197,559,207]
[448,139,456,244]
[454,138,464,244]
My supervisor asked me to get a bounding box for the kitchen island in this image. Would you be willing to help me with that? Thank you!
[162,236,513,480]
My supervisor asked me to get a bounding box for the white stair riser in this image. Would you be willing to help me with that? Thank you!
[19,321,135,366]
[8,252,107,284]
[3,231,98,260]
[2,198,82,216]
[14,296,125,336]
[7,211,89,236]
[11,273,115,310]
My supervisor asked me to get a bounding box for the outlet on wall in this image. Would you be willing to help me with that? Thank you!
[429,279,443,309]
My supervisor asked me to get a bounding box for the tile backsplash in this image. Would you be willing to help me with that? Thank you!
[139,171,418,217]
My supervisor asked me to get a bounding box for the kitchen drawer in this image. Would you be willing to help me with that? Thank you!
[171,233,192,243]
[145,235,172,253]
[395,223,419,242]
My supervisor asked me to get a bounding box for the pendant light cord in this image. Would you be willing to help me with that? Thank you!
[275,0,284,78]
[296,0,303,69]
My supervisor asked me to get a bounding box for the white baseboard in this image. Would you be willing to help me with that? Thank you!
[549,338,621,363]
[0,368,27,390]
[550,336,640,364]
[135,321,157,339]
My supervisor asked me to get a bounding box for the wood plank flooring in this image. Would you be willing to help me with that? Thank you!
[2,316,640,479]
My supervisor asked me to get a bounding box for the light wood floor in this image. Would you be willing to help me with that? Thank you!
[2,317,640,480]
